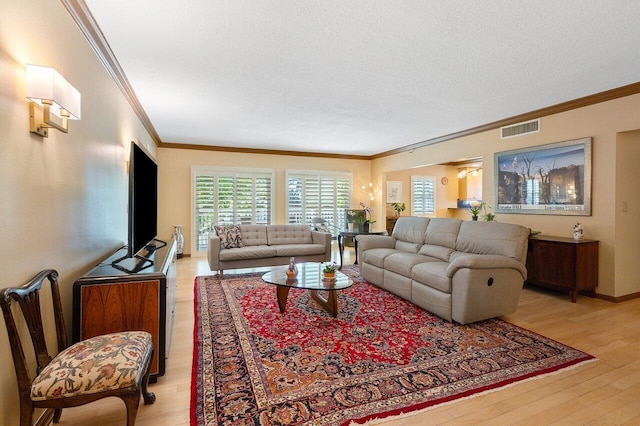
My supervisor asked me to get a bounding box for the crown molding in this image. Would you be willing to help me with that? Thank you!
[372,81,640,159]
[61,0,162,146]
[158,142,372,160]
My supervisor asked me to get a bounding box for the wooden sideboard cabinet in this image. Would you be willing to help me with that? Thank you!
[73,238,177,380]
[386,216,398,235]
[525,235,599,303]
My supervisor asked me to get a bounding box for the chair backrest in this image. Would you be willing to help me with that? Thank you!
[0,270,66,395]
[311,217,329,232]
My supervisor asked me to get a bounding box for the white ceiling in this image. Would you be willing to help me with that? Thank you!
[83,1,640,156]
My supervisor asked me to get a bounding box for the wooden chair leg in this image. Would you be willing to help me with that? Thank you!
[122,392,142,426]
[141,347,156,405]
[53,408,63,423]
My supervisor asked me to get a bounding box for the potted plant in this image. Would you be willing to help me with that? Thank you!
[358,202,376,232]
[390,202,406,216]
[469,200,484,221]
[482,203,496,222]
[322,262,337,279]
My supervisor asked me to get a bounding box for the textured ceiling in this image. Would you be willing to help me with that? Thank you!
[83,1,640,156]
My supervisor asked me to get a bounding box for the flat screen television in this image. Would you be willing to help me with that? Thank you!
[128,142,159,258]
[111,142,163,273]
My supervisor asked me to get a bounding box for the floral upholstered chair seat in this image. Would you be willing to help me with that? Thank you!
[31,331,153,401]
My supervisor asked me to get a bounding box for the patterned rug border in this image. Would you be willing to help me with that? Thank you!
[355,354,598,425]
[190,269,597,426]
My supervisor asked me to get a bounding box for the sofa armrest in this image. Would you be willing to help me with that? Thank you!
[357,235,396,252]
[446,254,527,280]
[311,230,332,261]
[207,234,221,271]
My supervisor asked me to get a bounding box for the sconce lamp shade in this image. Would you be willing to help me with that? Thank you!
[27,65,81,120]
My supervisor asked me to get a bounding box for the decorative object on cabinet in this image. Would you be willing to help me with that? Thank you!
[73,238,177,380]
[390,202,406,216]
[494,137,592,216]
[526,235,598,302]
[173,225,184,258]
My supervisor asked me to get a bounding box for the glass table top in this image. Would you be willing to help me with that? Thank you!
[262,262,353,291]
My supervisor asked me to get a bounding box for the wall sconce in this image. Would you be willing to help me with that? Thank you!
[26,65,81,137]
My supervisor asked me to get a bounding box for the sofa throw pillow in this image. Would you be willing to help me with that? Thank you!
[214,225,244,249]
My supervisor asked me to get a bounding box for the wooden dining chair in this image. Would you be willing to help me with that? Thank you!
[0,269,156,426]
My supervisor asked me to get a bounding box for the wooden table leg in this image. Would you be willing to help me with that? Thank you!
[338,234,344,270]
[276,286,290,313]
[310,290,338,317]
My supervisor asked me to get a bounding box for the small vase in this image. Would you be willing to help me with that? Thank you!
[347,222,354,232]
[286,257,298,278]
[173,225,184,258]
[573,223,584,240]
[323,272,335,280]
[472,215,478,221]
[362,223,370,233]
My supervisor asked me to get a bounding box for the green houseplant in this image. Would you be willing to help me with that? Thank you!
[390,202,406,216]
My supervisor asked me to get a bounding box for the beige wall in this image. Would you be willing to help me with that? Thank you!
[615,130,640,296]
[0,0,156,423]
[157,148,371,255]
[371,94,640,299]
[385,165,459,218]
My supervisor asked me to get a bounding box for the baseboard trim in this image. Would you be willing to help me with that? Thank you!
[594,291,640,303]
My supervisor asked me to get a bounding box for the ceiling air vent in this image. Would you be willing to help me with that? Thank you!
[500,119,540,139]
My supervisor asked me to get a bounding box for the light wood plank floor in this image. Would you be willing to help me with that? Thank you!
[56,243,640,425]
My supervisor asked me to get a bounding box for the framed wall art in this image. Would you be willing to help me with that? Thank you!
[386,181,402,203]
[494,137,592,216]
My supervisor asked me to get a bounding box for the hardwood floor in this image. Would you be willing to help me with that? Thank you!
[57,243,640,425]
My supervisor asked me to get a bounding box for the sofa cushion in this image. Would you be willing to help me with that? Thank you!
[418,218,462,261]
[361,248,398,268]
[239,225,268,246]
[383,252,434,277]
[391,216,429,244]
[266,225,313,245]
[455,222,530,261]
[411,261,451,293]
[219,245,277,261]
[395,240,423,254]
[274,244,326,257]
[214,225,244,249]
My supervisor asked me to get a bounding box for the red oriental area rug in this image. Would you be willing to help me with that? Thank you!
[190,266,595,426]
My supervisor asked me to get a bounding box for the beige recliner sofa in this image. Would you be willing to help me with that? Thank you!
[208,224,331,276]
[357,217,529,324]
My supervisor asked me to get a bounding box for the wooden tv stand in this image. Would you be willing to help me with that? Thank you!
[72,238,177,381]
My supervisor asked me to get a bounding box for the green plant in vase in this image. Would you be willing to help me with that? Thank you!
[390,202,406,216]
[322,262,337,279]
[469,201,484,221]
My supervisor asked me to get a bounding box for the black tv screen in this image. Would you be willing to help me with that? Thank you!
[128,142,158,257]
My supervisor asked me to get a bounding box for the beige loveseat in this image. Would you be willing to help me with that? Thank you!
[357,217,529,324]
[207,224,331,276]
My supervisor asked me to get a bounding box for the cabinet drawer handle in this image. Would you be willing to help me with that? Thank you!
[487,277,494,287]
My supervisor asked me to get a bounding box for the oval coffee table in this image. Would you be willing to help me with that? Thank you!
[262,263,353,317]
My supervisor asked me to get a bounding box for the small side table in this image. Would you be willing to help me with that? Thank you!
[338,230,386,269]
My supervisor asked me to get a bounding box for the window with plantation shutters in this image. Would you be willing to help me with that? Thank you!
[411,176,436,216]
[192,167,274,253]
[286,171,352,233]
